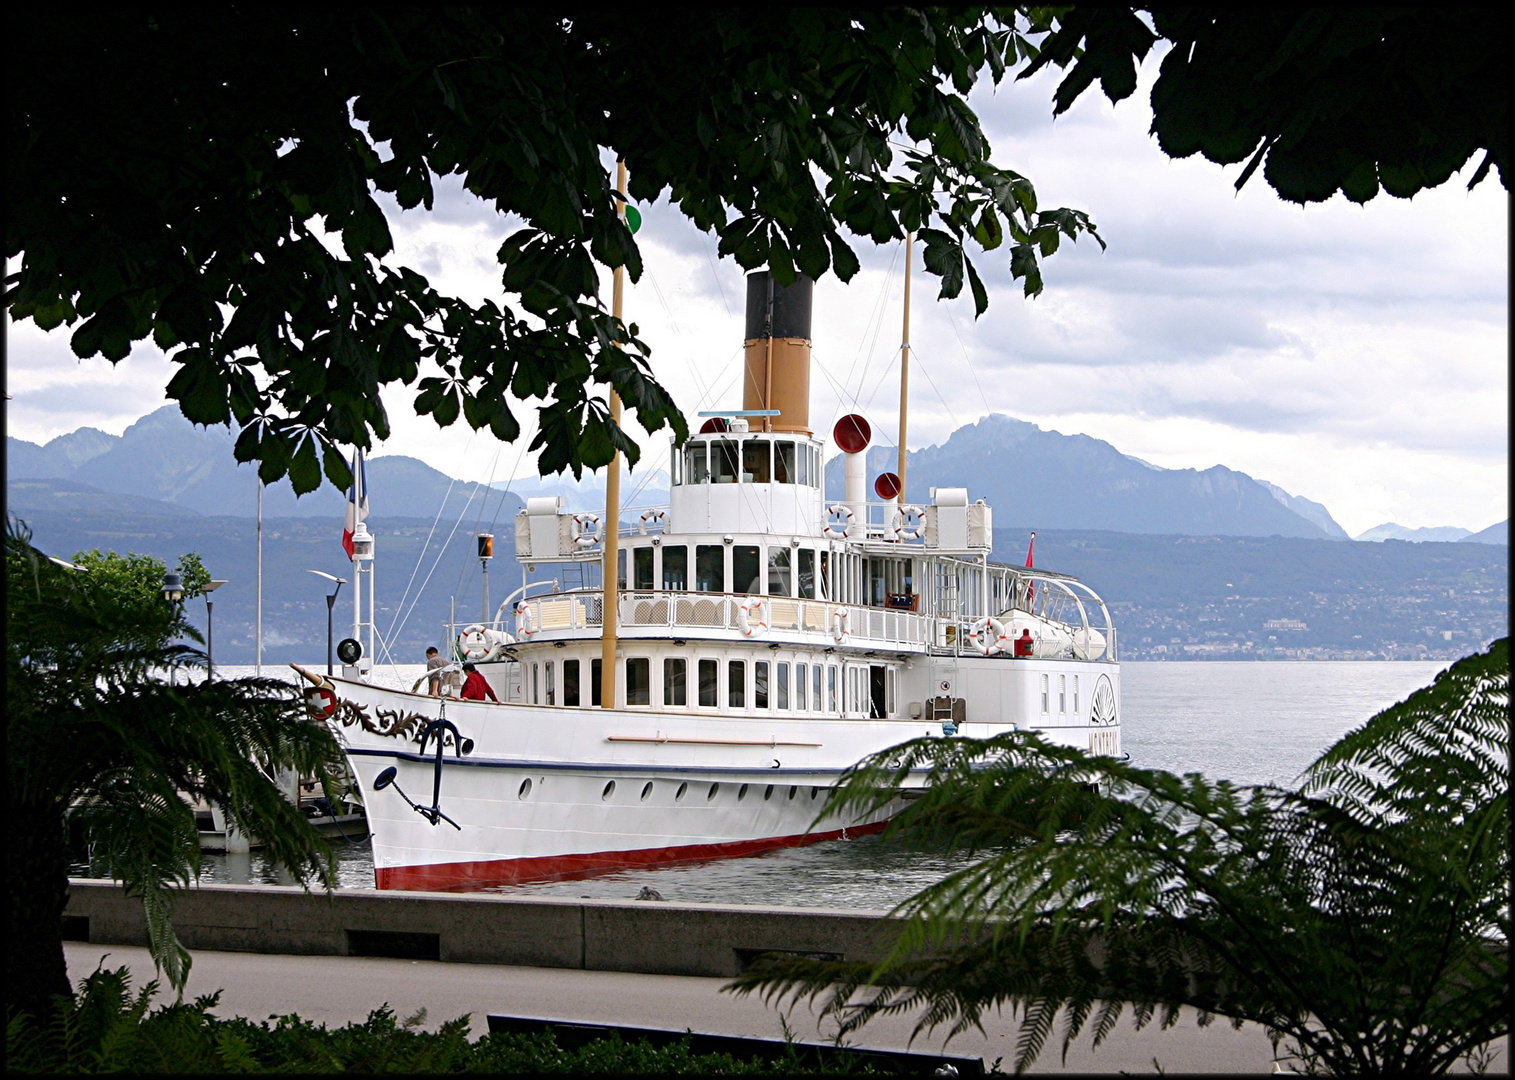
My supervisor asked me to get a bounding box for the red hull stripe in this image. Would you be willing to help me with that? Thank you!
[374,822,888,892]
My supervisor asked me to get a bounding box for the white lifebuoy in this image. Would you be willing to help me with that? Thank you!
[514,602,536,637]
[573,513,602,548]
[637,508,667,535]
[966,616,1009,656]
[890,505,924,541]
[459,623,515,662]
[737,596,769,637]
[823,504,855,540]
[831,608,850,644]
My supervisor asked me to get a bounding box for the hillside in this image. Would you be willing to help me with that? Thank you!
[825,414,1351,540]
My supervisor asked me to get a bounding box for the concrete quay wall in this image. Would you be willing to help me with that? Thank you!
[64,879,899,979]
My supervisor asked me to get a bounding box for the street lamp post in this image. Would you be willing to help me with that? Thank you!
[306,570,348,676]
[161,571,184,685]
[203,579,227,680]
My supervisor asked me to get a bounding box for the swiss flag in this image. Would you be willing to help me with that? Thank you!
[342,449,369,560]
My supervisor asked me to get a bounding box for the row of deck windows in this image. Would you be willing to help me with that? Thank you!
[672,438,822,487]
[618,544,915,607]
[526,656,893,716]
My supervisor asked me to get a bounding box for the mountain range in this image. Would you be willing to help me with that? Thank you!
[7,407,1504,664]
[10,407,1503,544]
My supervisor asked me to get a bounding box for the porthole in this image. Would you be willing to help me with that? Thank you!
[810,786,821,800]
[675,782,688,801]
[763,784,774,801]
[788,786,798,800]
[641,781,654,802]
[738,784,749,801]
[518,778,533,800]
[707,783,720,800]
[602,780,616,801]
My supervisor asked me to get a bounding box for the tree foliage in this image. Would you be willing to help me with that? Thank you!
[1025,8,1508,204]
[731,640,1510,1074]
[6,9,1103,493]
[5,520,345,1024]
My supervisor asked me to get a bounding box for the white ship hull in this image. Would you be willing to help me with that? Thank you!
[327,655,1118,891]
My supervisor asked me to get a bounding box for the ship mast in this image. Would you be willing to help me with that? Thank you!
[896,232,913,504]
[600,160,628,710]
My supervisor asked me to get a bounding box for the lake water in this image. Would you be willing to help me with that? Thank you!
[158,660,1449,907]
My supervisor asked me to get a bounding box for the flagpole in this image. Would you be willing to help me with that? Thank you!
[255,480,263,676]
[896,231,913,504]
[600,160,627,711]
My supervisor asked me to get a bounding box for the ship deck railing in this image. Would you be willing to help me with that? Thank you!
[512,589,932,651]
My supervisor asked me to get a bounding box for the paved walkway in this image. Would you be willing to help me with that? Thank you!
[65,943,1304,1073]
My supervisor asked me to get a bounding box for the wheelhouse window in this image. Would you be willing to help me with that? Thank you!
[712,439,739,483]
[776,663,789,710]
[733,545,760,594]
[633,547,654,591]
[563,659,580,707]
[664,658,686,707]
[617,549,627,590]
[775,441,796,483]
[767,547,791,595]
[743,440,770,483]
[662,546,688,590]
[755,661,769,709]
[795,663,807,710]
[819,551,831,600]
[813,664,822,711]
[798,549,816,599]
[626,658,651,706]
[546,660,555,706]
[728,660,746,708]
[698,659,718,707]
[695,545,725,592]
[685,442,709,484]
[828,665,838,713]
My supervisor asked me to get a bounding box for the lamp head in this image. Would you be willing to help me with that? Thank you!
[161,571,184,605]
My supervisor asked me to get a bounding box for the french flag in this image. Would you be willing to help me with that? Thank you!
[342,449,369,561]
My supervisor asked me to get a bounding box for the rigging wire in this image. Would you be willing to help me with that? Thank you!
[944,300,993,419]
[380,431,475,648]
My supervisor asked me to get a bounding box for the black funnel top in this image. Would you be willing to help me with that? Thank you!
[744,271,813,340]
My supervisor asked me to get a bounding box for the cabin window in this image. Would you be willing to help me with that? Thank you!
[767,547,791,595]
[733,545,761,595]
[625,658,651,706]
[617,549,627,590]
[743,440,771,483]
[664,658,687,706]
[712,439,739,483]
[795,663,806,710]
[685,443,708,484]
[545,661,555,706]
[698,659,718,707]
[755,661,769,709]
[728,660,746,708]
[775,441,796,483]
[1040,674,1049,714]
[633,547,654,591]
[695,545,725,593]
[869,665,887,719]
[819,550,831,600]
[1073,675,1080,715]
[777,663,789,710]
[828,665,838,713]
[662,546,688,590]
[886,667,896,716]
[591,658,602,707]
[1059,674,1067,714]
[563,659,580,706]
[532,663,539,705]
[797,549,816,598]
[813,665,823,711]
[868,558,886,607]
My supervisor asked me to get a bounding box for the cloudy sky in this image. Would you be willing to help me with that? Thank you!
[6,51,1507,536]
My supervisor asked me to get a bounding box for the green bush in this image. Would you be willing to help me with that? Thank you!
[6,965,881,1074]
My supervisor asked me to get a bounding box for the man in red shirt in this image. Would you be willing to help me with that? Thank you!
[460,662,498,702]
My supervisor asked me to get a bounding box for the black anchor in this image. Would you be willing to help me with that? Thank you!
[372,706,473,830]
